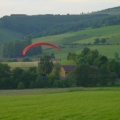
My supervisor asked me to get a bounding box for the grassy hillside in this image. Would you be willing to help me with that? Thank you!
[94,6,120,15]
[32,25,120,59]
[0,28,24,43]
[0,6,120,60]
[0,6,120,46]
[1,25,120,61]
[0,87,120,120]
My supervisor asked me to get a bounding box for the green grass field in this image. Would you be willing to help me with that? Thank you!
[0,87,120,120]
[90,45,120,58]
[4,62,38,70]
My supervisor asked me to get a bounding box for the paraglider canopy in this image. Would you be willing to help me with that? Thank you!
[22,42,60,56]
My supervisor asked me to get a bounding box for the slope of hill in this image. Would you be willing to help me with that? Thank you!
[1,25,120,59]
[0,6,120,44]
[32,25,120,59]
[0,6,120,59]
[33,25,120,44]
[95,6,120,15]
[0,28,24,44]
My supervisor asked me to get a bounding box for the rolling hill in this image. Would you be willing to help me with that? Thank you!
[0,28,24,44]
[94,6,120,15]
[0,25,120,60]
[3,24,120,69]
[0,6,120,44]
[0,28,24,58]
[32,25,120,60]
[0,6,120,60]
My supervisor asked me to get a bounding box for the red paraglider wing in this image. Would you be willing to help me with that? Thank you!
[22,42,60,55]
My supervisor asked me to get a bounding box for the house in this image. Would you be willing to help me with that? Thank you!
[60,65,76,78]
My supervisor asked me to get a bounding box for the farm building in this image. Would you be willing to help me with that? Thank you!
[60,65,76,78]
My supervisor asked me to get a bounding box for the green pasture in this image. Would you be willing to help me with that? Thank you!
[108,34,120,44]
[55,44,120,60]
[75,33,120,44]
[33,32,76,45]
[89,45,120,58]
[0,87,120,120]
[5,62,38,70]
[32,25,120,45]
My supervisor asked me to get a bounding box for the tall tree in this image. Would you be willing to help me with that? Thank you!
[81,47,90,56]
[0,63,11,78]
[75,65,100,87]
[50,62,61,80]
[38,55,53,76]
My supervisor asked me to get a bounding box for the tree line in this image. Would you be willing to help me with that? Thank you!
[2,38,42,58]
[0,56,63,89]
[0,48,120,89]
[67,48,120,86]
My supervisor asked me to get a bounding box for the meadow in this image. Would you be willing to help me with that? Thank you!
[0,87,120,120]
[5,62,38,70]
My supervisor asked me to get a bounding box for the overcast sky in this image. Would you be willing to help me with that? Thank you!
[0,0,120,18]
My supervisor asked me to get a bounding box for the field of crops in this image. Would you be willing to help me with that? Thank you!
[0,87,120,120]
